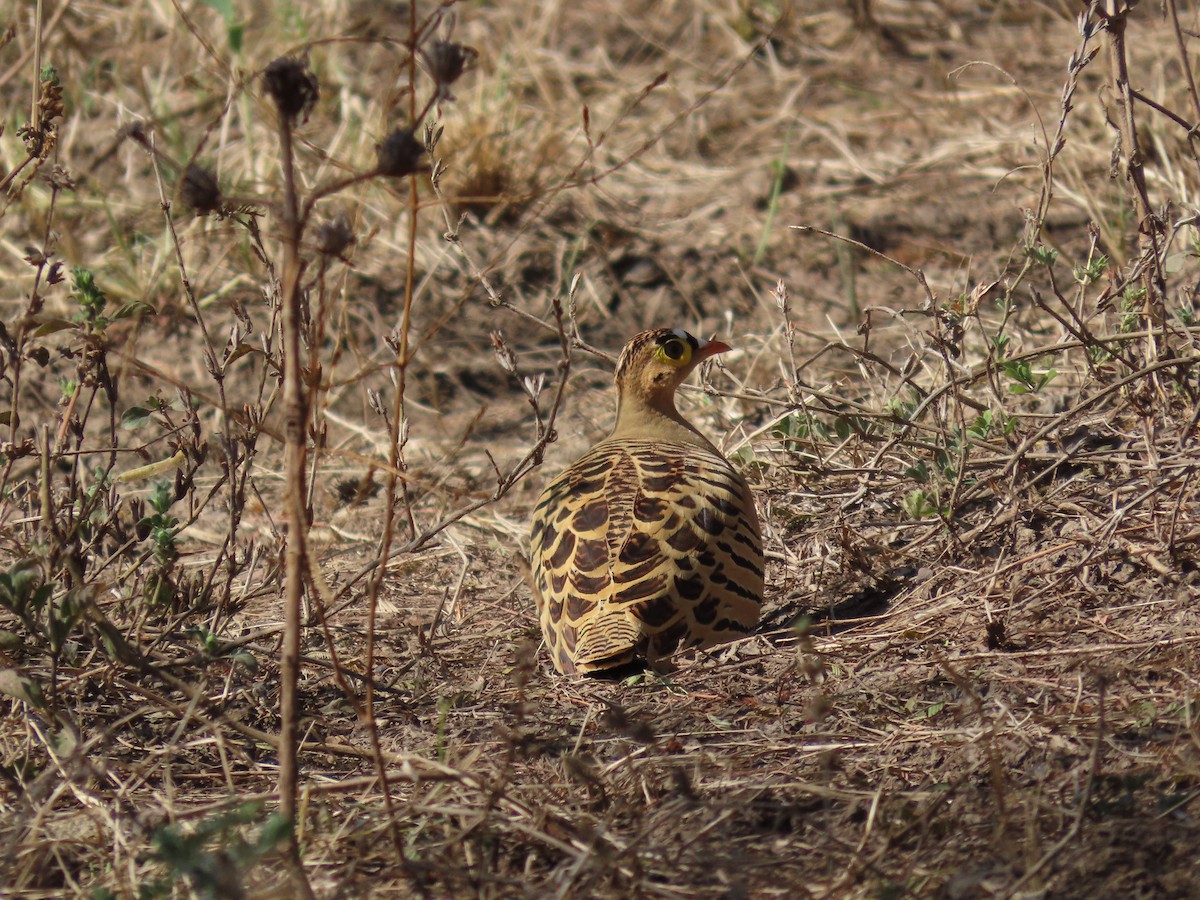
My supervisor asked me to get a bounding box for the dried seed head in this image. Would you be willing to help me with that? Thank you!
[490,330,518,374]
[19,72,64,156]
[43,165,75,192]
[262,56,319,124]
[315,213,355,258]
[423,41,476,100]
[181,163,222,215]
[375,128,424,178]
[773,278,789,311]
[118,120,152,150]
[37,77,65,125]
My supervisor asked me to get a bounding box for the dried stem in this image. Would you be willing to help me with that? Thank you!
[273,100,314,900]
[1096,2,1169,371]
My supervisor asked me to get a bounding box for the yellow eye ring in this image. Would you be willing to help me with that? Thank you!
[656,339,692,365]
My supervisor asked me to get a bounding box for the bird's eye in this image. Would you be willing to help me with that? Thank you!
[661,340,686,360]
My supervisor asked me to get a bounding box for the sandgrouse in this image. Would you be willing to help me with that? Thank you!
[528,328,764,675]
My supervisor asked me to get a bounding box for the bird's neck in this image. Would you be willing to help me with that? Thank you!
[611,390,712,447]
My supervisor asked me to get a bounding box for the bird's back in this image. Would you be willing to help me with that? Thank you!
[529,436,764,674]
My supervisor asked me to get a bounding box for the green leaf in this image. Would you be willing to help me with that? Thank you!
[113,300,158,321]
[0,563,39,609]
[0,630,23,652]
[905,460,930,483]
[31,318,75,337]
[31,584,53,613]
[121,406,154,430]
[0,669,46,708]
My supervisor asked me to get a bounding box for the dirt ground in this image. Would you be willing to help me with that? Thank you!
[2,1,1200,897]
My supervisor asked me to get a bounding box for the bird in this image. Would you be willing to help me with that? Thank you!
[528,327,764,675]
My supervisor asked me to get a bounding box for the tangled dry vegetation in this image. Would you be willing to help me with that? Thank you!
[2,0,1200,896]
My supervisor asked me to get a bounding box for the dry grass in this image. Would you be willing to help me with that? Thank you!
[2,0,1200,896]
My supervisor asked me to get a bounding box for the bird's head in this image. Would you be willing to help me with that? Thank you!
[614,328,731,414]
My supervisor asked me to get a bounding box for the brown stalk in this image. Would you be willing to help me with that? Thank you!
[272,95,315,899]
[1095,1,1169,372]
[360,2,427,878]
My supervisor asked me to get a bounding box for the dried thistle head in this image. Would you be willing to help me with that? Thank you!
[375,127,424,178]
[262,56,319,124]
[118,120,152,151]
[180,163,222,215]
[315,213,355,258]
[422,40,477,102]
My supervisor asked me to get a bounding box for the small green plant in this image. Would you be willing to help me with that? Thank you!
[902,407,1006,493]
[1001,358,1058,394]
[774,411,825,448]
[71,265,108,325]
[132,480,184,609]
[774,410,872,449]
[0,562,53,639]
[144,804,291,899]
[1029,243,1058,267]
[0,560,82,670]
[1073,254,1109,285]
[964,409,1014,440]
[903,489,944,520]
[885,395,917,421]
[139,481,180,566]
[1119,285,1146,333]
[190,626,258,671]
[966,411,992,440]
[45,590,83,660]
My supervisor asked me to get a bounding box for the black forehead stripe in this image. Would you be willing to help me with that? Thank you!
[655,330,698,349]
